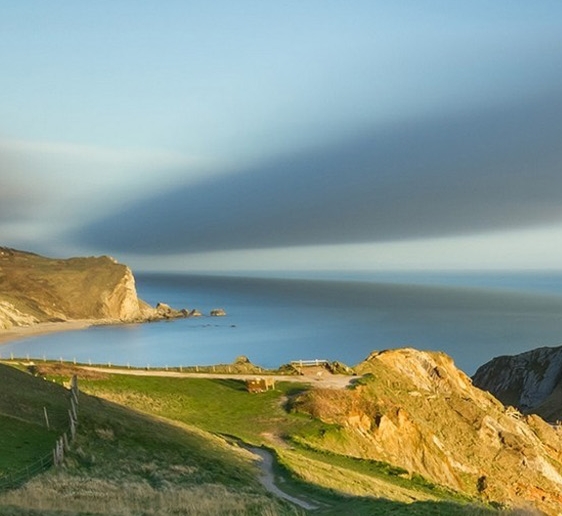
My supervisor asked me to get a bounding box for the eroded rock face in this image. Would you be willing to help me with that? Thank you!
[0,301,39,329]
[100,266,144,321]
[473,346,562,422]
[292,348,562,515]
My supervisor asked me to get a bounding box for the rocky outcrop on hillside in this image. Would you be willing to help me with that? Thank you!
[292,348,562,515]
[0,301,39,330]
[472,345,562,423]
[0,247,190,329]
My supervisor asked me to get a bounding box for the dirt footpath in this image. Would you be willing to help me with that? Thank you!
[245,446,319,510]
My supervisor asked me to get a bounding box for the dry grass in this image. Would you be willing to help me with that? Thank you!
[0,474,294,515]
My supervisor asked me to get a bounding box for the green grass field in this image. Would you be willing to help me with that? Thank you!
[0,363,69,483]
[0,415,57,480]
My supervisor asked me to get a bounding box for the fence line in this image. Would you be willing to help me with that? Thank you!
[0,375,79,491]
[2,355,266,373]
[290,359,328,367]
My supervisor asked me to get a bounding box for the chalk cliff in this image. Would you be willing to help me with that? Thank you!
[473,345,562,423]
[292,348,562,515]
[0,247,152,329]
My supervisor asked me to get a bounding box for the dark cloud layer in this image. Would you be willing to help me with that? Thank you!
[75,91,562,255]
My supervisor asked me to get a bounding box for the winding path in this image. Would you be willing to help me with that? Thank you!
[244,446,320,511]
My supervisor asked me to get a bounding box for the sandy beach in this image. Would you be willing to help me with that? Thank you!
[0,320,97,346]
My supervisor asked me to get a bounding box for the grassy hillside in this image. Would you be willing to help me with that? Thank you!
[0,361,506,514]
[0,363,301,515]
[0,363,70,483]
[73,367,496,514]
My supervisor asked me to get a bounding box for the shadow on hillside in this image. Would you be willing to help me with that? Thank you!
[210,378,248,391]
[316,497,499,515]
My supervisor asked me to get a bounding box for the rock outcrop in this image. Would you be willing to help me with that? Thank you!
[0,301,39,330]
[473,345,562,423]
[0,247,172,328]
[292,348,562,515]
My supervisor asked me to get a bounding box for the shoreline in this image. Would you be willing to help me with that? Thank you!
[0,320,100,346]
[0,311,200,347]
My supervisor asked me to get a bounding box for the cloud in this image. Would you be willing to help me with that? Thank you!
[0,138,212,254]
[69,89,562,255]
[0,138,210,223]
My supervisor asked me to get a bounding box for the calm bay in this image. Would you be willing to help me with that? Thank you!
[3,272,562,375]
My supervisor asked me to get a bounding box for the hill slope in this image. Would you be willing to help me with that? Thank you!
[291,348,562,515]
[0,247,151,329]
[0,363,298,515]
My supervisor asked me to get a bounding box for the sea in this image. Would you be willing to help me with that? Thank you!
[3,271,562,375]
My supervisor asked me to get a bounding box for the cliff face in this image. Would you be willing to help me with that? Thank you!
[0,247,148,328]
[292,348,562,515]
[472,345,562,423]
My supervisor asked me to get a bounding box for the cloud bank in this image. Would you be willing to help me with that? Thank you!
[74,90,562,255]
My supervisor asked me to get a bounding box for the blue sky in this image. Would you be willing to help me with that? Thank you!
[2,1,562,271]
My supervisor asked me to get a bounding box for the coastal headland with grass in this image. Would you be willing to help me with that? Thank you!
[3,249,562,514]
[4,4,562,514]
[0,356,509,516]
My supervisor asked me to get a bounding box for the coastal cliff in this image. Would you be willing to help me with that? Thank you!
[472,345,562,422]
[292,348,562,514]
[0,247,152,329]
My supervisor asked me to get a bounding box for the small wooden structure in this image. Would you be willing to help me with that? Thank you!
[245,377,275,393]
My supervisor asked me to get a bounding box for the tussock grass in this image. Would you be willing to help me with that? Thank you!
[0,477,293,515]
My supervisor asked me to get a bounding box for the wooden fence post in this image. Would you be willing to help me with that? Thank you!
[59,437,65,464]
[43,407,50,430]
[70,397,77,423]
[69,411,76,441]
[54,437,64,467]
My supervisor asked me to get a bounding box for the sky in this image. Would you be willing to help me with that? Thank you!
[2,1,562,272]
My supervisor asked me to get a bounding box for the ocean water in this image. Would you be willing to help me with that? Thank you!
[3,272,562,375]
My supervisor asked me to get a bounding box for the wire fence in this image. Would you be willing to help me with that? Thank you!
[0,375,79,492]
